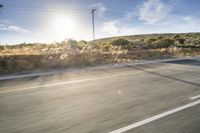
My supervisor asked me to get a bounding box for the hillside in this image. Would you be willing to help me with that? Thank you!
[1,33,200,75]
[96,33,200,47]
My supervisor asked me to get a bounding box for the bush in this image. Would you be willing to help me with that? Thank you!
[152,38,174,48]
[145,38,157,44]
[158,36,165,40]
[67,39,78,48]
[79,40,87,44]
[177,38,185,44]
[0,46,5,50]
[111,39,130,48]
[173,35,180,39]
[77,40,88,50]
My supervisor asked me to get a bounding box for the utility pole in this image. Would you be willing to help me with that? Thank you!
[91,9,96,42]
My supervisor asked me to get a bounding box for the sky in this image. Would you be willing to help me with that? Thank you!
[0,0,200,44]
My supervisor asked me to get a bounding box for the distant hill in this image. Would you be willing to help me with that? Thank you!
[95,32,200,43]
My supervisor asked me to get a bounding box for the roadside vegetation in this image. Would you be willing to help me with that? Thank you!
[1,33,200,75]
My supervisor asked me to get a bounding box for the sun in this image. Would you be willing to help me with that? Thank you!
[53,15,76,34]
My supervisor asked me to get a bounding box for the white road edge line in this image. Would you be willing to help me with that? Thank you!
[0,73,135,94]
[109,100,200,133]
[190,95,200,100]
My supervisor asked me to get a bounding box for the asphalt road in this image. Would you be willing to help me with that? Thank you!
[0,58,200,133]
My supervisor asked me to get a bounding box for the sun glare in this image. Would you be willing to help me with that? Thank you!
[53,15,76,34]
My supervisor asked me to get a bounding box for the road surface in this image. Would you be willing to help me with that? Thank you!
[0,58,200,133]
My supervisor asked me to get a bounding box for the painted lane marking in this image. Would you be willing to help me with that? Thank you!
[109,100,200,133]
[0,72,137,94]
[190,95,200,100]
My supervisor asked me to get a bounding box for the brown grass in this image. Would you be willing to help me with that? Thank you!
[1,33,200,75]
[1,47,200,75]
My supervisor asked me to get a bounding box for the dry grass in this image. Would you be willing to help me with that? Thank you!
[1,33,200,75]
[1,47,200,75]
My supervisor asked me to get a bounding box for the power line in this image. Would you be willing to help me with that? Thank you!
[5,6,91,13]
[5,8,128,20]
[3,6,129,17]
[6,6,91,11]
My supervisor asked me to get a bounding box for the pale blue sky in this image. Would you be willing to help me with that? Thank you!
[0,0,200,44]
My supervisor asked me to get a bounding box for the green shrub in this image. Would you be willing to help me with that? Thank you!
[158,36,165,40]
[0,46,5,50]
[79,40,87,44]
[145,38,157,44]
[111,39,130,48]
[67,39,78,48]
[77,40,88,50]
[152,38,174,48]
[177,38,185,44]
[173,35,180,39]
